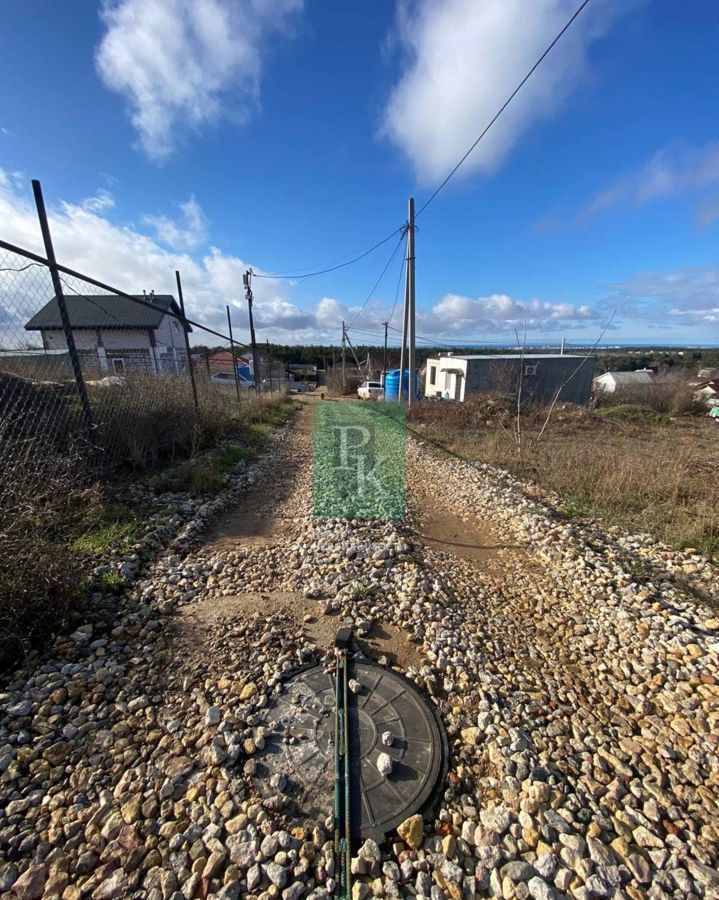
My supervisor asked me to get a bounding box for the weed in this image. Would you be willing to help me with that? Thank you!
[70,502,142,556]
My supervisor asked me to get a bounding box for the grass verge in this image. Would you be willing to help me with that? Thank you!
[410,397,718,560]
[0,393,296,672]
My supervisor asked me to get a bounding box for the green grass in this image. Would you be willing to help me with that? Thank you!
[561,494,591,520]
[595,404,664,425]
[70,502,143,556]
[151,398,296,496]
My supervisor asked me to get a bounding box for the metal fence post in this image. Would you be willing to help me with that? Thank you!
[226,304,243,415]
[31,179,94,433]
[175,270,199,419]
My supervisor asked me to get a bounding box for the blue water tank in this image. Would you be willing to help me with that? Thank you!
[384,369,418,402]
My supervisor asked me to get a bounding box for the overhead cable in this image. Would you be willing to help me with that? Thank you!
[346,232,407,328]
[416,0,591,218]
[252,227,403,280]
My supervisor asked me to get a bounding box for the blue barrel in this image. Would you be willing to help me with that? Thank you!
[384,369,418,402]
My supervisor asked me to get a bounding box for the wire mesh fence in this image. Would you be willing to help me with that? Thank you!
[0,239,284,484]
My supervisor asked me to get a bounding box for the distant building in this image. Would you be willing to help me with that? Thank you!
[205,349,255,376]
[693,379,719,409]
[424,353,596,405]
[25,293,190,374]
[593,369,654,394]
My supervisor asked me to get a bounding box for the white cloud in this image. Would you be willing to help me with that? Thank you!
[81,189,116,214]
[143,194,209,249]
[581,142,719,223]
[605,267,719,324]
[0,172,341,345]
[382,0,633,183]
[430,292,600,334]
[95,0,303,160]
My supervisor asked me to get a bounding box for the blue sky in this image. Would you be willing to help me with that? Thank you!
[1,0,718,347]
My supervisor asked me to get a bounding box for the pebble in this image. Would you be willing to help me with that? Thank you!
[0,406,717,900]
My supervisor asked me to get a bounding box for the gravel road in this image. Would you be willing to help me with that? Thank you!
[1,400,718,900]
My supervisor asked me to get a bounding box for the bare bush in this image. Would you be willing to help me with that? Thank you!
[0,454,94,670]
[595,374,704,416]
[325,370,362,396]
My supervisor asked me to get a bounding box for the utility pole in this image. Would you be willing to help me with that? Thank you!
[382,321,388,382]
[399,263,409,401]
[243,269,260,394]
[407,196,416,409]
[341,320,346,392]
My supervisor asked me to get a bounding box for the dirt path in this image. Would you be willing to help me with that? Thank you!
[3,405,718,899]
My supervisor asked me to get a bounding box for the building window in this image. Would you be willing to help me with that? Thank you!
[112,358,125,373]
[429,365,436,386]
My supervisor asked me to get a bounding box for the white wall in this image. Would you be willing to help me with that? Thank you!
[424,360,441,397]
[435,357,467,401]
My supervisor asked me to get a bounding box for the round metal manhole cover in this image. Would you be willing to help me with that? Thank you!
[257,661,447,841]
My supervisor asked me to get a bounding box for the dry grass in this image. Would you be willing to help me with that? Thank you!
[0,384,295,672]
[325,370,362,396]
[410,397,719,559]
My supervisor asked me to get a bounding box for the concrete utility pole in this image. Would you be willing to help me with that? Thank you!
[407,196,416,409]
[341,320,347,392]
[243,269,260,394]
[399,259,409,401]
[226,304,242,413]
[382,321,388,382]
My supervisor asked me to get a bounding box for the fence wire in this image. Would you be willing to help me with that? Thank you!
[0,242,282,483]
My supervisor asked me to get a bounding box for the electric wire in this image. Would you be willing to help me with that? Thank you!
[346,232,407,329]
[252,227,403,280]
[388,233,407,325]
[416,0,591,218]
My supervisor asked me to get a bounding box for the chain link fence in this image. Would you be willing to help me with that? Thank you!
[0,240,278,477]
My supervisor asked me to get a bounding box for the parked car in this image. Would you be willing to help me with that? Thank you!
[357,381,384,400]
[210,372,254,389]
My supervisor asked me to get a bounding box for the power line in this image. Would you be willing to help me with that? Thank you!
[416,0,591,218]
[252,227,403,280]
[346,232,407,328]
[388,232,407,325]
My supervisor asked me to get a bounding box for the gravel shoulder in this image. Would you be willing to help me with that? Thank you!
[1,403,718,900]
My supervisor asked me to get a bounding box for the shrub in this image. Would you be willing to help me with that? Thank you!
[0,456,93,670]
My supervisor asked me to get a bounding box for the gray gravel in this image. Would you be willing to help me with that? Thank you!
[1,403,718,899]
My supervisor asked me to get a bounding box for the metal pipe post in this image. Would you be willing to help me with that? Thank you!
[32,179,94,433]
[175,270,199,419]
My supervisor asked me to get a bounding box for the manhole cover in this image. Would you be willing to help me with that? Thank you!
[258,661,447,841]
